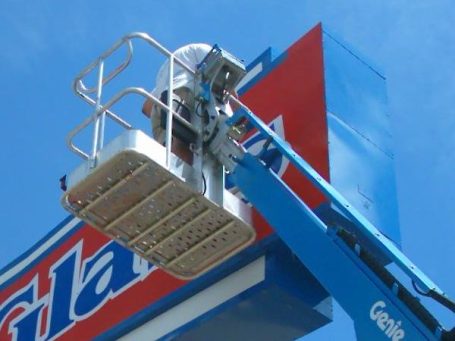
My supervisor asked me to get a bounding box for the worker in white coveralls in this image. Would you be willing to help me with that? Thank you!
[142,43,212,163]
[142,43,239,164]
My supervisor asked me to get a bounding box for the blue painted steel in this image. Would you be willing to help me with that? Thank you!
[323,30,401,246]
[230,151,438,340]
[323,31,392,155]
[229,106,443,296]
[315,203,389,265]
[326,114,400,245]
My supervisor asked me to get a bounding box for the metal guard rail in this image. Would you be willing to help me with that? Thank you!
[68,32,198,167]
[67,87,199,160]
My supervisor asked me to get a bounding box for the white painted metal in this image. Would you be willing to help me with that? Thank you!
[119,257,265,341]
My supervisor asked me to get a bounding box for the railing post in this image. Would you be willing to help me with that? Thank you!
[165,54,174,168]
[70,34,201,164]
[90,59,105,168]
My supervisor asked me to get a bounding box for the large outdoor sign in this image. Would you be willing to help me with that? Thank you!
[2,24,393,340]
[0,224,160,340]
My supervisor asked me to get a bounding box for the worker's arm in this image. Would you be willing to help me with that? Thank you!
[142,99,153,117]
[229,91,240,112]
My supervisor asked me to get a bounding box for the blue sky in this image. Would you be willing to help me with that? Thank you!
[0,1,453,339]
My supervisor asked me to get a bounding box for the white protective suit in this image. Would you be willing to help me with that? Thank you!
[152,43,212,99]
[151,43,212,143]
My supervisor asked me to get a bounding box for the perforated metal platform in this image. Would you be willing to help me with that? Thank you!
[62,130,255,279]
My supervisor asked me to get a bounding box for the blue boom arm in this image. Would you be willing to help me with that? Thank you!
[220,107,454,341]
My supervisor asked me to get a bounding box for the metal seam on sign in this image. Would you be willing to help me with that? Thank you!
[323,29,385,80]
[327,111,393,158]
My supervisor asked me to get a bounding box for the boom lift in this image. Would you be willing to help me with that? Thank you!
[61,33,455,340]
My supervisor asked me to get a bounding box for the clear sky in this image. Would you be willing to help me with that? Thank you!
[0,1,453,339]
